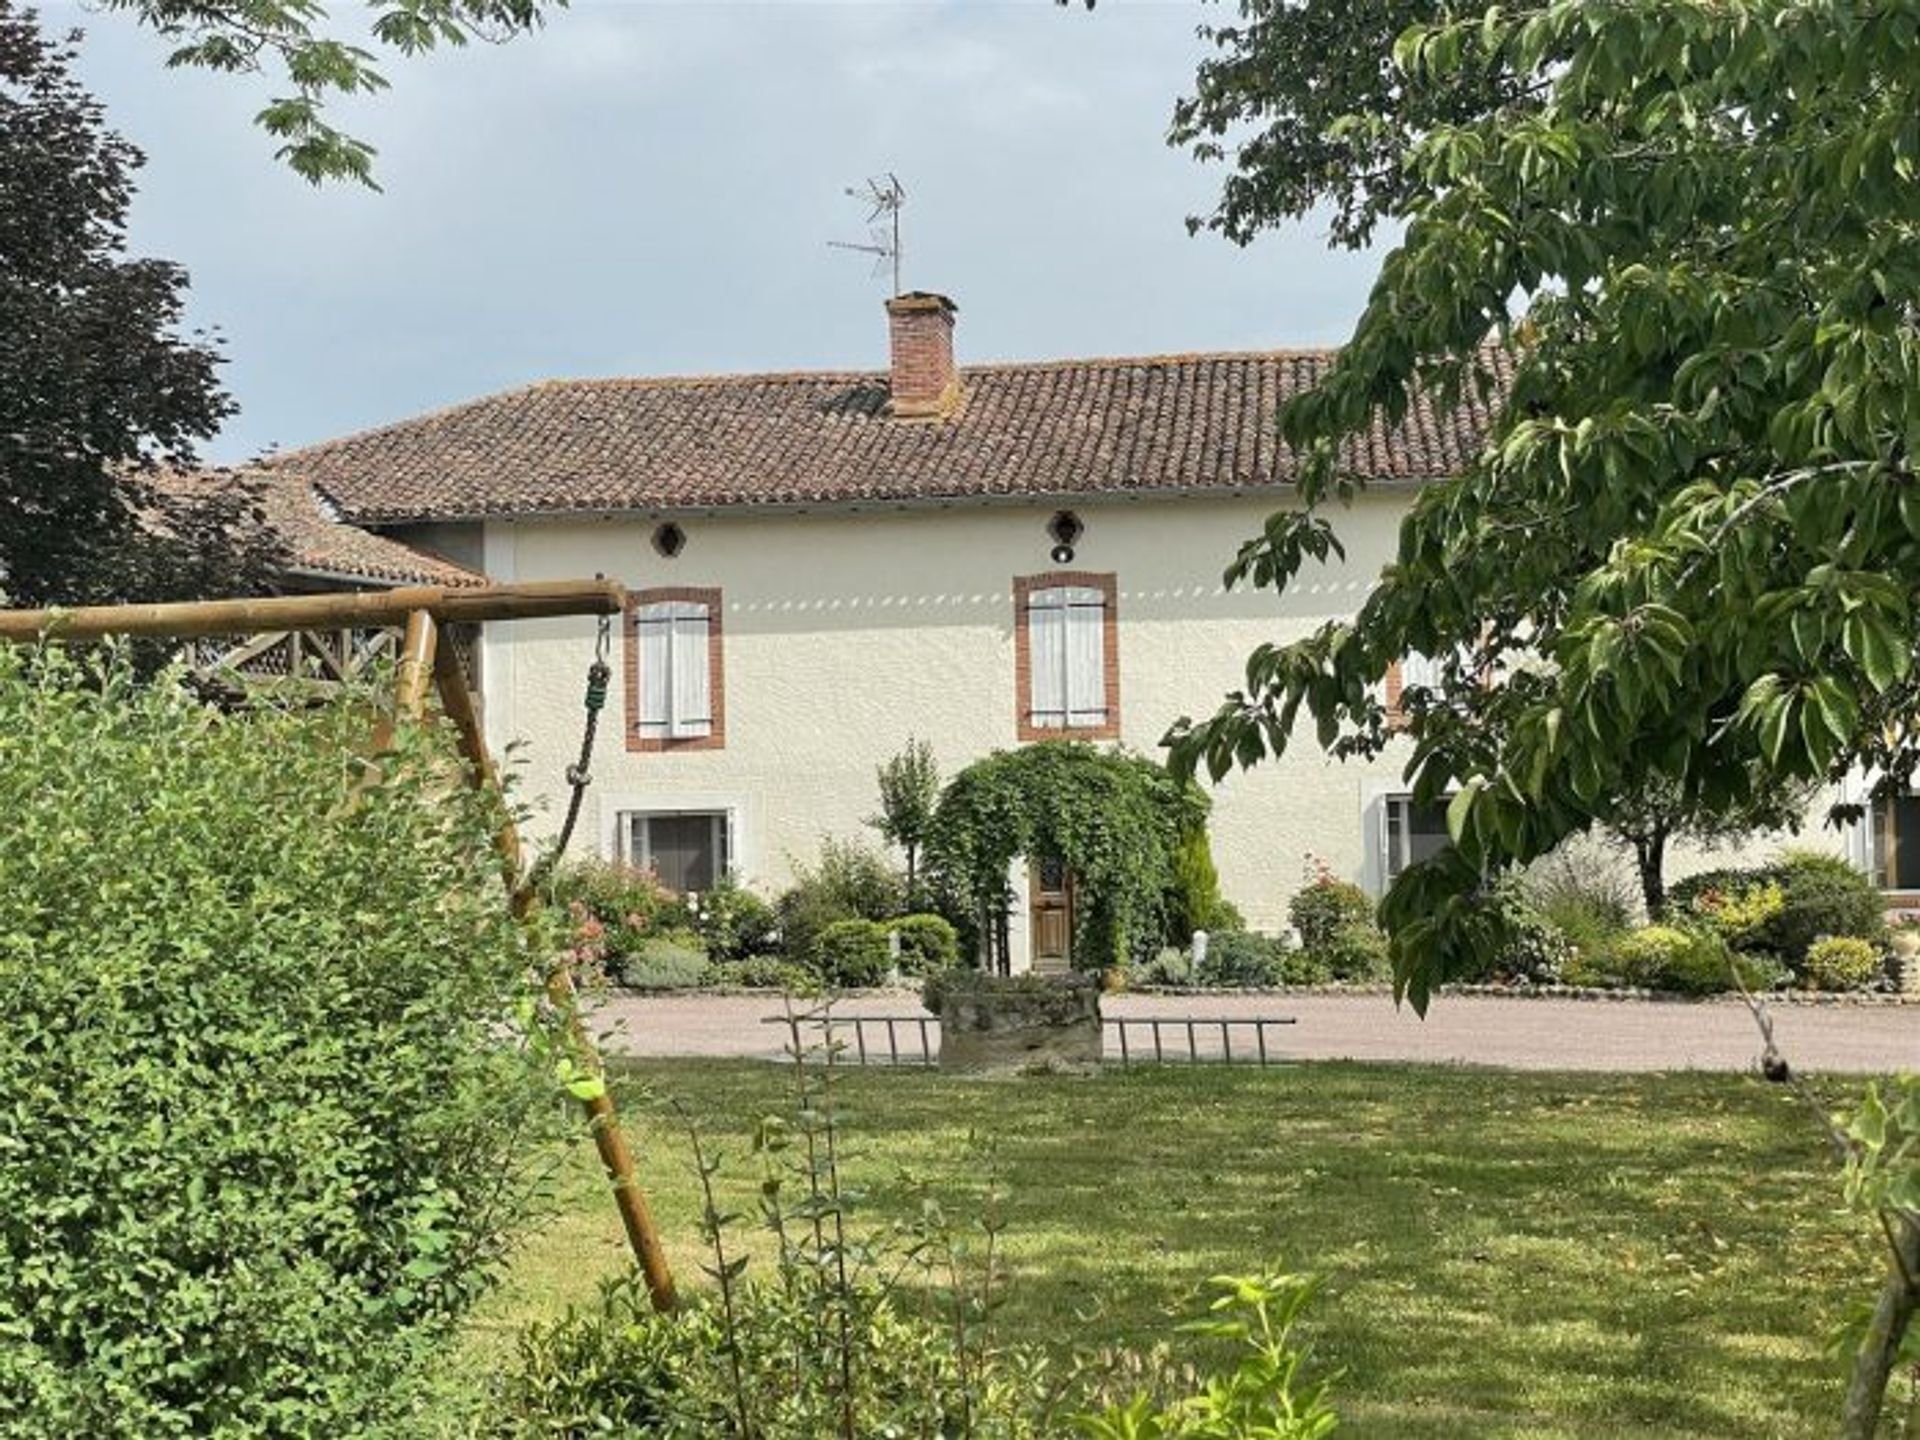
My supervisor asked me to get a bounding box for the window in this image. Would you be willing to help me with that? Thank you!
[1383,794,1451,884]
[1871,793,1920,891]
[1385,643,1482,722]
[1015,571,1118,741]
[622,810,730,895]
[624,587,723,751]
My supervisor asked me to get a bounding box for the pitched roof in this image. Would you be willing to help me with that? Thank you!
[154,468,486,588]
[273,350,1509,525]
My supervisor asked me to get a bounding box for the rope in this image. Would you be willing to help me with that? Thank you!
[522,612,612,900]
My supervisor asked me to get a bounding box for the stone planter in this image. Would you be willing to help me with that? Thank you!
[927,972,1102,1075]
[1891,930,1920,997]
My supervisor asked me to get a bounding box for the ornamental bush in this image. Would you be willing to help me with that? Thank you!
[1669,852,1884,963]
[890,912,961,975]
[1592,924,1737,995]
[688,875,780,962]
[1803,936,1884,992]
[0,649,564,1437]
[815,918,893,988]
[707,956,819,992]
[1287,862,1377,950]
[617,931,711,990]
[1196,929,1292,987]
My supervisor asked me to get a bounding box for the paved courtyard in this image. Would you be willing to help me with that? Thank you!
[592,990,1917,1074]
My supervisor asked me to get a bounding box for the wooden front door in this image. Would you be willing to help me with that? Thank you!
[1029,856,1074,974]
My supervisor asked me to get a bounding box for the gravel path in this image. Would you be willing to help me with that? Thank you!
[591,990,1917,1074]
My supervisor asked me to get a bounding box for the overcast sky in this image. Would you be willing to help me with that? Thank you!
[58,1,1389,462]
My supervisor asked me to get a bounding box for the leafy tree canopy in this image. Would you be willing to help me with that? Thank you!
[96,0,558,185]
[1170,0,1533,250]
[1166,0,1920,1011]
[0,2,283,609]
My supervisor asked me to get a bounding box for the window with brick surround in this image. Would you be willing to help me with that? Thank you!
[1015,572,1118,741]
[624,587,724,752]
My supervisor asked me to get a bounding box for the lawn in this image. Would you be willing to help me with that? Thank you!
[470,1059,1880,1438]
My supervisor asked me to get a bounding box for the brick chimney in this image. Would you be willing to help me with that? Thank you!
[885,291,960,419]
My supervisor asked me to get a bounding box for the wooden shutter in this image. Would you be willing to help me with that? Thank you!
[1028,588,1067,728]
[1400,649,1445,695]
[1063,586,1106,726]
[669,603,711,738]
[637,603,674,739]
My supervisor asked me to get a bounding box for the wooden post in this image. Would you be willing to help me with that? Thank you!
[370,608,438,753]
[429,641,679,1312]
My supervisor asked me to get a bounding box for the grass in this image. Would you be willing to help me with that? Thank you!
[471,1058,1887,1438]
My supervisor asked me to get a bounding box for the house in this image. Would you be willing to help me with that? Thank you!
[261,293,1867,964]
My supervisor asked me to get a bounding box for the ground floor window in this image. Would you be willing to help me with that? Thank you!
[1870,793,1920,891]
[1384,794,1451,884]
[620,810,731,894]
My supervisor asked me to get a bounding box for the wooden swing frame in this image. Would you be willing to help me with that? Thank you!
[0,580,678,1311]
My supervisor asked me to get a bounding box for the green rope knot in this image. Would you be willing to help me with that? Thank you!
[584,661,611,713]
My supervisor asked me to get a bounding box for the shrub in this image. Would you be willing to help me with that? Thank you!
[1309,921,1393,982]
[1670,851,1884,963]
[1133,946,1194,987]
[815,918,893,988]
[1597,924,1738,995]
[493,1272,1049,1438]
[1288,861,1377,950]
[891,912,961,975]
[0,650,563,1437]
[1455,879,1573,985]
[688,875,780,962]
[707,955,819,992]
[1166,823,1228,942]
[548,857,678,933]
[1803,936,1884,992]
[618,931,711,990]
[775,837,906,965]
[1770,850,1886,959]
[1525,847,1637,952]
[1685,877,1786,951]
[1197,929,1293,987]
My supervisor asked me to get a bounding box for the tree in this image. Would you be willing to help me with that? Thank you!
[868,737,940,901]
[94,0,557,185]
[1603,774,1816,917]
[1164,3,1918,1428]
[0,4,283,610]
[1170,0,1533,251]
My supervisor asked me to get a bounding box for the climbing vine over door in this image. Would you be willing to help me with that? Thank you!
[924,741,1207,973]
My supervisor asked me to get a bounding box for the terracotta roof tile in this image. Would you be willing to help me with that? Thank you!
[154,468,486,588]
[272,350,1509,525]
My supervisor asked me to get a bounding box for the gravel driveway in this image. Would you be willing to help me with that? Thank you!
[591,991,1917,1074]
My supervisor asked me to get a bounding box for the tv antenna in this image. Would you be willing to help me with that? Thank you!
[828,173,906,296]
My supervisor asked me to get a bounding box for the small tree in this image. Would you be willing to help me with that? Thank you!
[869,737,940,902]
[1603,774,1817,916]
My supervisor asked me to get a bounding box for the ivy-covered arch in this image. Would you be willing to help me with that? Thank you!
[924,742,1207,973]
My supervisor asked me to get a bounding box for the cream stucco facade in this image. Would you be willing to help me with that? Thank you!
[474,490,1428,937]
[468,486,1849,955]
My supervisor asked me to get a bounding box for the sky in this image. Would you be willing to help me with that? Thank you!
[57,0,1390,463]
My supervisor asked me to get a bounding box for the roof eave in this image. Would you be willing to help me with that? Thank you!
[335,475,1445,529]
